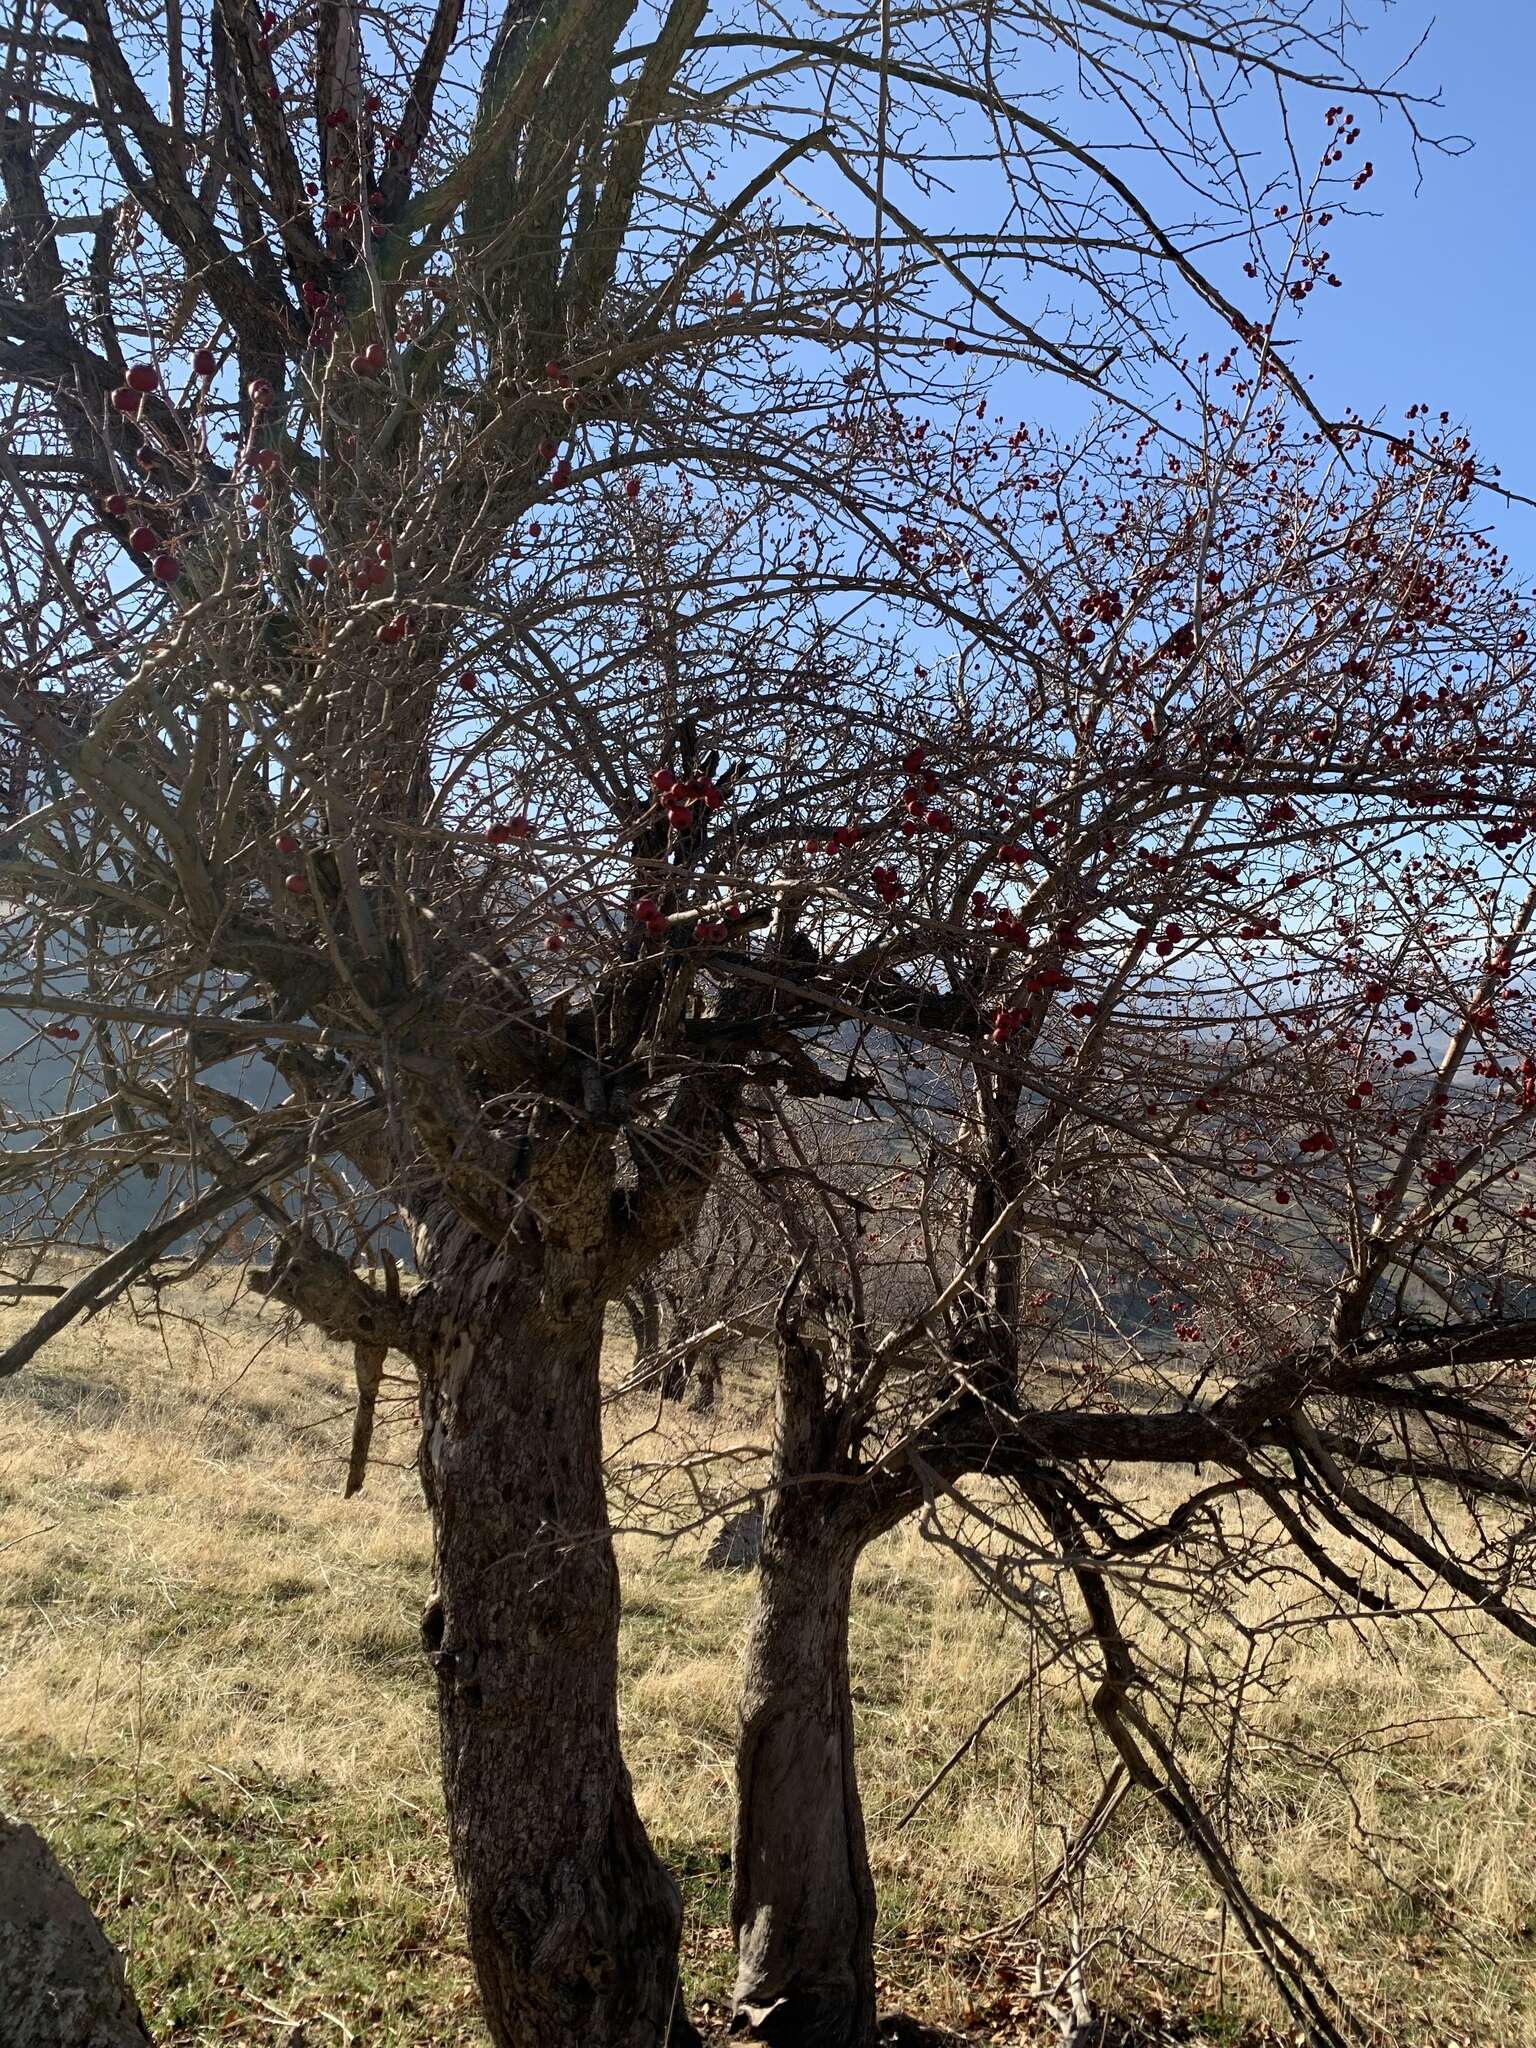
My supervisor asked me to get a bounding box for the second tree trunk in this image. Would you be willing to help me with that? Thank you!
[731,1494,877,2048]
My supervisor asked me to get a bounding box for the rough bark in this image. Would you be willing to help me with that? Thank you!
[0,1812,153,2048]
[730,1493,876,2047]
[418,1262,698,2048]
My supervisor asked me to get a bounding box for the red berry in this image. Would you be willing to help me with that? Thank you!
[110,386,141,415]
[624,475,641,500]
[925,808,952,832]
[248,378,274,408]
[364,341,387,373]
[192,348,217,378]
[126,364,159,393]
[285,872,310,896]
[152,554,181,582]
[104,493,128,518]
[252,447,279,475]
[365,93,382,114]
[127,525,157,553]
[543,932,564,953]
[486,815,532,845]
[274,831,300,855]
[306,554,328,576]
[650,768,676,793]
[666,804,692,829]
[633,897,659,922]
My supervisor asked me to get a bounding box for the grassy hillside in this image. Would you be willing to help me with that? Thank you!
[4,1276,1536,2044]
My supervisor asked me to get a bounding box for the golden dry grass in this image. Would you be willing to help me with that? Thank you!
[3,1274,1536,2045]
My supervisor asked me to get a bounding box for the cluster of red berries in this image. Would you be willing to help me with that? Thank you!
[989,1005,1030,1046]
[896,759,952,836]
[122,520,181,583]
[110,363,162,413]
[650,768,723,830]
[806,825,862,855]
[486,816,532,845]
[45,1022,81,1041]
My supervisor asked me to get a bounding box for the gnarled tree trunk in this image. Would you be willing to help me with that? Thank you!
[419,1256,698,2048]
[731,1491,876,2047]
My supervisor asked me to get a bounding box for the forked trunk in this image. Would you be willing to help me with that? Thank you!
[730,1493,876,2048]
[419,1272,697,2048]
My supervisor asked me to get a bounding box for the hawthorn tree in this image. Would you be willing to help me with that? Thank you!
[608,399,1536,2048]
[0,0,1514,2042]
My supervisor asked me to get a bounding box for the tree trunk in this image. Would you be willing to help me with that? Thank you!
[730,1494,876,2048]
[419,1269,698,2048]
[623,1279,662,1379]
[685,1340,725,1412]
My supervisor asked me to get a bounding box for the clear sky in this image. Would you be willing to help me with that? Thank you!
[1281,2,1536,556]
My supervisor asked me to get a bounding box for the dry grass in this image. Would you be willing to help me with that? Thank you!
[4,1275,1536,2045]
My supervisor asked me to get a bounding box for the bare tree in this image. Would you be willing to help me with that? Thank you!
[619,1169,779,1405]
[0,1,1500,2042]
[712,402,1536,2046]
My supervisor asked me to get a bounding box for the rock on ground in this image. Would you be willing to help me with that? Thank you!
[0,1812,152,2048]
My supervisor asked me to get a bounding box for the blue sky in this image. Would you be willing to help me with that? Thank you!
[1277,3,1536,556]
